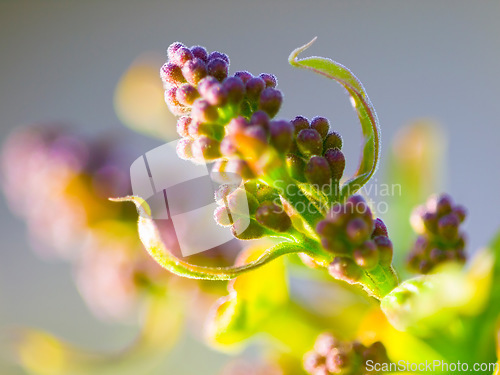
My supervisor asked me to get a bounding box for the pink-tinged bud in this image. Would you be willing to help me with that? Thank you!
[422,211,438,234]
[160,62,186,86]
[176,138,194,160]
[258,73,277,88]
[192,136,221,161]
[373,235,393,265]
[175,84,200,106]
[226,116,249,135]
[244,125,268,144]
[304,156,332,188]
[324,148,345,181]
[245,77,266,102]
[255,202,291,232]
[269,120,293,154]
[372,218,389,237]
[234,70,253,84]
[214,205,233,226]
[324,131,343,150]
[328,257,362,283]
[291,116,310,135]
[167,42,185,60]
[190,45,208,62]
[314,333,338,356]
[191,99,219,123]
[219,137,237,156]
[226,187,259,215]
[250,111,270,129]
[207,58,229,81]
[208,51,229,64]
[222,76,245,104]
[226,159,255,180]
[297,129,323,156]
[346,217,370,245]
[286,154,306,182]
[429,248,446,263]
[258,88,283,118]
[316,219,338,238]
[202,82,228,106]
[310,116,330,139]
[176,116,192,138]
[182,58,207,85]
[353,240,379,270]
[170,46,194,67]
[164,87,189,115]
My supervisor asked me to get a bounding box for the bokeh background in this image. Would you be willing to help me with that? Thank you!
[1,1,499,374]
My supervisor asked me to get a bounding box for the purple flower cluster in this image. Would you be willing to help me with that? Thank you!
[303,333,389,375]
[408,193,467,274]
[316,195,393,281]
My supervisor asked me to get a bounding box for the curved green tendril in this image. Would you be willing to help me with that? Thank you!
[111,196,315,280]
[289,37,381,200]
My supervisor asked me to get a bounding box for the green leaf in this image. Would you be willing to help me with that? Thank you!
[111,196,314,280]
[289,38,380,200]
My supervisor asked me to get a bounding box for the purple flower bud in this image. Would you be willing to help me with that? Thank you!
[438,213,460,242]
[245,77,266,102]
[160,62,186,86]
[176,116,192,138]
[207,58,229,82]
[310,116,330,139]
[182,58,207,86]
[316,219,338,238]
[373,235,393,265]
[436,194,454,216]
[345,195,372,222]
[208,51,229,64]
[353,240,379,270]
[291,116,310,135]
[328,257,362,283]
[324,131,343,150]
[304,156,332,188]
[202,82,228,106]
[170,46,194,67]
[192,136,221,161]
[258,73,277,88]
[191,99,219,123]
[190,45,208,62]
[175,84,200,106]
[346,217,370,245]
[255,202,291,232]
[422,211,438,234]
[453,205,467,223]
[286,154,306,182]
[167,42,185,61]
[324,148,345,181]
[269,120,293,154]
[258,88,283,118]
[429,248,446,263]
[250,110,270,129]
[234,71,253,84]
[372,218,389,237]
[297,129,323,156]
[222,76,245,104]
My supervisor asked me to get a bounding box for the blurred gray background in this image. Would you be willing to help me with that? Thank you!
[1,0,499,374]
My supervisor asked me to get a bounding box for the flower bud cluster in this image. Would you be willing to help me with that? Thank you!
[286,116,345,188]
[408,194,467,274]
[315,195,393,281]
[161,42,283,164]
[213,181,292,240]
[303,333,389,375]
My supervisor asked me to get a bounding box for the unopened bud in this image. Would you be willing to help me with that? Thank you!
[160,62,186,86]
[304,156,332,188]
[269,120,293,154]
[255,202,291,232]
[258,73,277,88]
[190,45,208,62]
[297,129,323,156]
[176,84,200,106]
[207,58,229,81]
[191,99,219,123]
[245,77,266,102]
[324,148,345,181]
[353,240,379,270]
[222,77,245,104]
[328,257,362,283]
[258,88,283,118]
[310,116,330,139]
[324,131,343,150]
